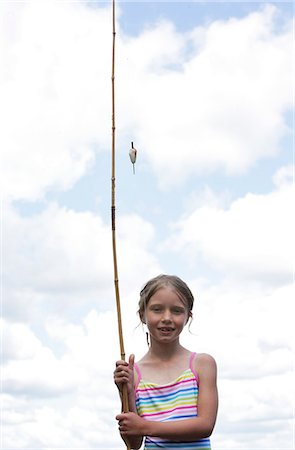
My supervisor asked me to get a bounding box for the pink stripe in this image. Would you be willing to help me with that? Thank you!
[141,404,197,419]
[137,376,196,393]
[137,385,198,401]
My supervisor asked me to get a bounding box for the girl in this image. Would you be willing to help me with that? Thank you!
[114,274,218,450]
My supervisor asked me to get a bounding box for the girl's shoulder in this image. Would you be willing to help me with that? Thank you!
[192,352,217,377]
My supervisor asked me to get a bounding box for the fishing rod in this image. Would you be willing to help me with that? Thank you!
[111,0,132,448]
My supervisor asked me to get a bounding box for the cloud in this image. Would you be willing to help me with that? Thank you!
[3,310,118,396]
[3,278,293,448]
[2,310,144,448]
[1,2,293,448]
[118,5,292,187]
[2,320,44,362]
[0,1,112,201]
[180,277,293,449]
[165,171,293,284]
[2,393,122,448]
[273,163,293,188]
[214,372,293,449]
[1,4,291,201]
[3,202,161,321]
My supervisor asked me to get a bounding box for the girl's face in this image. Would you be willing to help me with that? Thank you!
[144,286,190,344]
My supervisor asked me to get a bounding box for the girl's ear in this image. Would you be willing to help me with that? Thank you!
[139,311,146,324]
[186,311,193,324]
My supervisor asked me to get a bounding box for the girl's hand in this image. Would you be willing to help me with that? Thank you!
[114,354,135,395]
[116,412,146,437]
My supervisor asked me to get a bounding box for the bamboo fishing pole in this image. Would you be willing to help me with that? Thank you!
[111,0,131,449]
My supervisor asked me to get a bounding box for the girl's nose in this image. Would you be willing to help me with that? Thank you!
[161,309,172,322]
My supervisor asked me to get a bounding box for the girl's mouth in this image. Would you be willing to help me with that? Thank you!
[158,327,174,333]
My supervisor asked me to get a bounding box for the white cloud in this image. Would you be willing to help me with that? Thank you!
[3,278,293,448]
[2,319,43,362]
[214,372,293,449]
[3,203,112,319]
[2,319,86,397]
[273,163,293,188]
[180,278,294,449]
[0,1,112,201]
[183,185,233,213]
[1,4,291,201]
[166,176,293,284]
[2,397,119,448]
[3,309,126,402]
[1,2,293,448]
[118,5,292,187]
[3,202,161,321]
[1,311,142,448]
[179,275,293,387]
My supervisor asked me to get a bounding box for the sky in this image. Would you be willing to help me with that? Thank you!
[0,0,294,449]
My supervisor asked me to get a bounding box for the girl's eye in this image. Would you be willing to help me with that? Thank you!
[172,308,185,314]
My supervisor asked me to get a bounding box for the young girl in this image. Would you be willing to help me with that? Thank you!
[114,274,218,450]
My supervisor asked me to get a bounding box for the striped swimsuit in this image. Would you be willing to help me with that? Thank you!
[134,352,211,449]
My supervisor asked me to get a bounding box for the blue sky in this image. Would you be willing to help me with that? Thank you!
[1,1,293,449]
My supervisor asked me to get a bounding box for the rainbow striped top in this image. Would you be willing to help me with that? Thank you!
[134,352,211,450]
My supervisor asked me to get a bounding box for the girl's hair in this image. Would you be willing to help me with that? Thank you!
[138,274,194,323]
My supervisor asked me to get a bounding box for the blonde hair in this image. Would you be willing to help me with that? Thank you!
[138,274,194,323]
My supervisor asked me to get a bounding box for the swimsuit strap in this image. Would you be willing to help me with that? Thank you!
[134,362,141,389]
[189,351,199,385]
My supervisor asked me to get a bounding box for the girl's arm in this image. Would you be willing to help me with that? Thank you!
[116,353,218,442]
[114,355,143,449]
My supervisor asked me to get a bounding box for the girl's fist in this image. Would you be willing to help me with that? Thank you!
[114,354,135,394]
